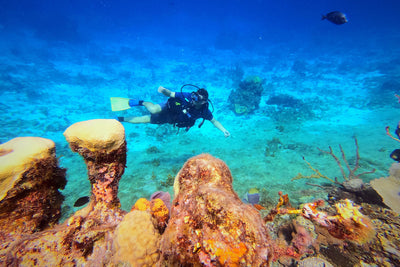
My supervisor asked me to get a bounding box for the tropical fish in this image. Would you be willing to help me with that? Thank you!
[322,11,348,25]
[73,196,90,207]
[390,149,400,162]
[247,188,260,205]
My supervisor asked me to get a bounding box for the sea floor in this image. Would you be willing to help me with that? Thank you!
[0,33,399,220]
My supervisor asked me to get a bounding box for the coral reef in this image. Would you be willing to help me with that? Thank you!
[0,120,399,266]
[160,154,273,266]
[228,75,264,115]
[0,119,127,265]
[264,191,400,266]
[0,137,66,249]
[266,192,375,245]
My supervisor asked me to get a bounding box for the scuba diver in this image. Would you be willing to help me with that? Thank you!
[111,85,230,137]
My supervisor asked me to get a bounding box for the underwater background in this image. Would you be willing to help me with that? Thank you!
[0,0,399,220]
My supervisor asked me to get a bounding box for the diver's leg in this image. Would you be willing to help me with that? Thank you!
[142,102,162,114]
[123,115,151,124]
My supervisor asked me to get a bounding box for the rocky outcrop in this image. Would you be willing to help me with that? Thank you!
[370,163,400,214]
[63,119,126,209]
[0,137,66,249]
[160,154,273,266]
[1,120,398,266]
[1,119,127,265]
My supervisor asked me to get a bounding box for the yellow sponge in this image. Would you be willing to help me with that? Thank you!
[64,119,125,153]
[113,210,160,266]
[0,137,55,201]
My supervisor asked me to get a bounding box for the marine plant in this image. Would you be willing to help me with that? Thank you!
[160,173,175,187]
[146,146,160,154]
[264,137,282,157]
[291,138,376,189]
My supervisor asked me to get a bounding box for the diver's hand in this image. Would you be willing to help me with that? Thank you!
[223,130,230,138]
[158,86,166,93]
[158,86,174,97]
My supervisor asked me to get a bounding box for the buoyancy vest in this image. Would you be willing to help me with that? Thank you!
[166,97,197,129]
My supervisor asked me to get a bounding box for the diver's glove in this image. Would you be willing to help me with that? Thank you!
[129,99,144,107]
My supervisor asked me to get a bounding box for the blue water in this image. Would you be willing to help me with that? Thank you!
[1,0,399,219]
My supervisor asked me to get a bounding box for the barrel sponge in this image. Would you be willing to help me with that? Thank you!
[0,137,55,201]
[64,119,125,153]
[113,210,160,266]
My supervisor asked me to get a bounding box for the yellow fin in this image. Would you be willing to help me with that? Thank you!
[248,188,259,194]
[110,97,131,111]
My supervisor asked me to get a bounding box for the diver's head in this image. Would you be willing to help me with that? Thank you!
[197,88,208,101]
[191,88,209,107]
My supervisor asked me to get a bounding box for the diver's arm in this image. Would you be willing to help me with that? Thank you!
[211,118,230,137]
[158,86,175,97]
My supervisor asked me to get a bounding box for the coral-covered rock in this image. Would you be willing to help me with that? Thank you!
[228,76,264,115]
[328,199,375,244]
[151,191,172,212]
[0,137,66,247]
[150,198,170,233]
[370,163,400,214]
[298,256,334,267]
[2,210,123,266]
[131,197,170,233]
[160,154,272,266]
[0,120,128,265]
[132,197,151,211]
[113,210,161,266]
[64,119,126,209]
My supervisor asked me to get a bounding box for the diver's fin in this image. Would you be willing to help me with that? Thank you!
[110,97,131,111]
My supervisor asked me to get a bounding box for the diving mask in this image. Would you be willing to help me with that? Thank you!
[191,91,207,104]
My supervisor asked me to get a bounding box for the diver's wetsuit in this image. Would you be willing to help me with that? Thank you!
[150,92,213,127]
